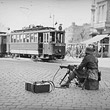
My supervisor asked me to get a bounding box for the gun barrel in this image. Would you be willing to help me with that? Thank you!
[60,65,68,69]
[60,65,77,70]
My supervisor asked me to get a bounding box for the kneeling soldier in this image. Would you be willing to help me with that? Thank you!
[61,46,99,90]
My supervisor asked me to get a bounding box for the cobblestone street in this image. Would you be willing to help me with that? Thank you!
[0,58,110,110]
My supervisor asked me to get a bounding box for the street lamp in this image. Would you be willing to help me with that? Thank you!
[50,14,55,28]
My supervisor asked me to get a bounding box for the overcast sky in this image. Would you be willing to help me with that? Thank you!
[0,0,92,30]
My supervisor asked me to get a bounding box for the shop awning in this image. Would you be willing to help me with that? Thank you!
[81,34,110,45]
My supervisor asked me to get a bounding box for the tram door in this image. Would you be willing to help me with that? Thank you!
[0,35,7,57]
[38,33,43,55]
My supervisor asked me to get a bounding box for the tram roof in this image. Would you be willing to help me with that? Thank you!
[11,26,55,33]
[10,26,65,34]
[0,32,7,36]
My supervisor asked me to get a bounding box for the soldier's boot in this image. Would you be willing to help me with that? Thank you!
[61,78,71,88]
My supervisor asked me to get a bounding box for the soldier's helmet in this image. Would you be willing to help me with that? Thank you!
[85,46,94,54]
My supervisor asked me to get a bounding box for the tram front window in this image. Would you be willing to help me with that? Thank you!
[56,33,64,43]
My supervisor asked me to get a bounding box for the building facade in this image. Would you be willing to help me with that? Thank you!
[91,0,110,57]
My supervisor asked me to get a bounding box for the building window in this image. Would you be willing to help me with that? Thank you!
[97,3,106,23]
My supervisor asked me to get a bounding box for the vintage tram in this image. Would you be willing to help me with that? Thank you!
[6,25,66,60]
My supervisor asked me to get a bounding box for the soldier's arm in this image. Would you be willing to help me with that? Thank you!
[77,56,88,70]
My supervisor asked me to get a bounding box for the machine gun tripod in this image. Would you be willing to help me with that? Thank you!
[52,64,86,89]
[53,64,101,90]
[59,65,78,85]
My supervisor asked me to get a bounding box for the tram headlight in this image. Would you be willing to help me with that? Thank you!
[58,49,61,53]
[55,49,61,54]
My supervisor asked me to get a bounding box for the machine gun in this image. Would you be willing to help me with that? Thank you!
[59,64,78,85]
[60,64,77,70]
